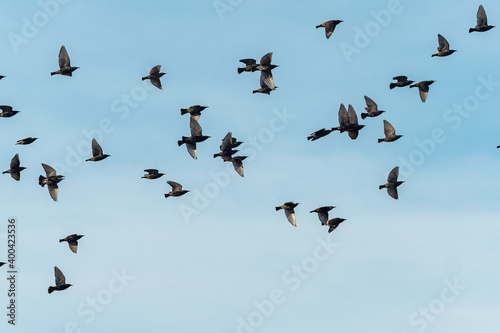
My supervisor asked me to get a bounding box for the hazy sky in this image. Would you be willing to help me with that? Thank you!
[1,1,499,332]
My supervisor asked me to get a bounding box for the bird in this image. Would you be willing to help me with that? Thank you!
[178,117,210,159]
[379,166,404,200]
[469,5,494,33]
[48,266,72,294]
[432,34,456,57]
[142,169,165,179]
[222,155,247,177]
[325,218,346,233]
[347,104,365,140]
[39,163,64,202]
[308,128,333,141]
[0,105,19,118]
[59,234,84,254]
[310,206,336,225]
[85,138,110,162]
[180,105,208,121]
[254,52,278,94]
[165,181,189,198]
[3,154,26,181]
[214,132,239,158]
[142,65,166,89]
[16,137,37,145]
[253,78,277,94]
[331,103,350,133]
[361,96,386,119]
[390,76,414,89]
[276,202,299,227]
[410,80,435,103]
[316,20,343,39]
[256,52,278,73]
[378,120,403,143]
[238,58,258,74]
[51,45,79,76]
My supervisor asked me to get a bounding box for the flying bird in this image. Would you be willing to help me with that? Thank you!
[347,104,365,140]
[308,128,333,141]
[410,80,435,103]
[238,58,258,74]
[178,117,210,159]
[3,154,26,181]
[276,202,299,227]
[390,76,414,89]
[48,266,72,294]
[378,120,403,143]
[0,105,19,118]
[325,218,346,233]
[142,65,166,89]
[316,20,343,39]
[214,132,239,158]
[361,96,386,119]
[253,77,277,94]
[59,234,84,254]
[16,137,37,145]
[142,169,165,179]
[310,206,336,225]
[180,105,208,120]
[165,181,189,198]
[51,46,79,76]
[256,52,278,73]
[379,166,404,200]
[39,163,64,202]
[331,103,350,133]
[432,34,456,57]
[469,5,494,33]
[222,155,247,177]
[254,52,278,93]
[86,138,110,162]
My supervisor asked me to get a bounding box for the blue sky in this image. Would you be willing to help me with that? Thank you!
[1,0,500,332]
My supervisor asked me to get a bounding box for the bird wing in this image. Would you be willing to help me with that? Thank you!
[186,142,197,159]
[419,89,429,103]
[284,209,296,226]
[347,104,359,125]
[364,95,377,112]
[437,34,449,52]
[10,154,20,169]
[318,212,329,225]
[260,52,273,65]
[393,76,407,82]
[324,21,335,39]
[338,104,349,126]
[232,159,244,177]
[0,105,13,112]
[144,169,158,174]
[240,58,256,65]
[260,70,275,90]
[42,163,56,177]
[383,120,396,137]
[54,266,66,286]
[150,78,162,89]
[387,166,399,183]
[477,5,488,26]
[221,132,233,151]
[48,184,59,202]
[150,65,161,75]
[68,240,78,253]
[190,117,203,137]
[167,181,183,191]
[387,186,399,200]
[59,46,71,68]
[348,130,359,140]
[91,138,103,157]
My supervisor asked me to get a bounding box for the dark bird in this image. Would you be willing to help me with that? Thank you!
[378,120,403,143]
[325,218,346,233]
[85,138,110,162]
[379,166,404,200]
[222,155,247,177]
[59,234,84,254]
[316,20,343,39]
[165,181,189,198]
[469,5,494,33]
[180,105,208,120]
[142,169,164,179]
[432,34,456,57]
[142,65,166,89]
[256,52,278,73]
[48,266,72,294]
[276,202,299,227]
[361,96,386,119]
[214,132,239,158]
[178,118,210,159]
[3,154,26,181]
[310,206,336,225]
[0,105,19,118]
[331,103,350,133]
[347,104,365,140]
[390,76,414,89]
[410,80,435,103]
[39,163,64,202]
[238,58,258,74]
[308,128,333,141]
[51,46,79,76]
[16,137,37,145]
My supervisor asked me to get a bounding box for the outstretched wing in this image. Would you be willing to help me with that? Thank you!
[437,34,449,52]
[260,70,275,90]
[186,142,197,159]
[10,154,20,169]
[387,166,399,183]
[260,52,273,65]
[48,184,59,202]
[167,181,183,192]
[284,209,296,227]
[59,46,71,68]
[92,138,103,157]
[190,117,203,137]
[477,5,488,26]
[383,120,396,137]
[42,163,56,178]
[240,58,256,65]
[150,65,161,75]
[221,132,233,151]
[347,104,359,125]
[387,186,399,200]
[338,104,349,126]
[364,95,377,112]
[232,158,244,177]
[54,266,66,286]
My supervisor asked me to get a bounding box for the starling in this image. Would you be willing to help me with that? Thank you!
[16,137,37,145]
[347,104,365,140]
[238,58,258,74]
[142,65,166,89]
[51,46,79,76]
[325,218,346,233]
[214,132,239,158]
[331,103,350,133]
[432,34,456,57]
[3,154,26,181]
[85,138,110,162]
[379,166,404,200]
[178,118,210,159]
[410,80,435,103]
[469,5,494,33]
[222,155,247,177]
[361,96,386,119]
[316,20,343,39]
[180,105,208,121]
[48,266,72,294]
[142,169,165,179]
[59,234,84,254]
[308,128,333,141]
[256,52,278,72]
[378,120,403,143]
[390,76,414,89]
[310,206,336,225]
[165,181,189,198]
[0,105,19,118]
[39,163,64,202]
[276,202,299,227]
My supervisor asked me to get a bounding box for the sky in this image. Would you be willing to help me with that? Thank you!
[0,0,500,332]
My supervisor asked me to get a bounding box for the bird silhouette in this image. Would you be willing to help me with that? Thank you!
[346,104,365,140]
[276,202,299,227]
[85,138,110,162]
[316,20,343,39]
[39,163,64,202]
[48,266,72,294]
[310,206,336,225]
[165,181,189,198]
[378,120,403,143]
[0,105,19,118]
[16,137,37,145]
[469,5,494,33]
[59,234,84,254]
[390,76,414,89]
[379,166,404,199]
[361,96,386,119]
[180,105,208,120]
[142,65,166,89]
[51,46,79,76]
[178,118,210,159]
[142,169,165,179]
[325,218,346,233]
[3,154,26,181]
[410,80,435,103]
[432,34,456,57]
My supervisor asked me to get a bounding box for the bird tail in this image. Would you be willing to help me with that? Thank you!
[178,140,184,146]
[141,76,147,81]
[307,136,312,140]
[497,146,500,149]
[378,139,384,143]
[361,113,368,120]
[38,175,46,187]
[213,153,220,158]
[2,171,8,174]
[469,28,474,33]
[431,53,437,57]
[59,239,64,243]
[50,72,57,76]
[378,185,384,190]
[389,83,396,89]
[180,109,188,115]
[409,83,416,88]
[164,194,170,198]
[275,206,282,211]
[252,90,258,94]
[48,287,54,294]
[237,68,245,74]
[315,25,321,28]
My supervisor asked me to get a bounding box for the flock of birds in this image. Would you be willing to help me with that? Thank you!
[0,4,496,292]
